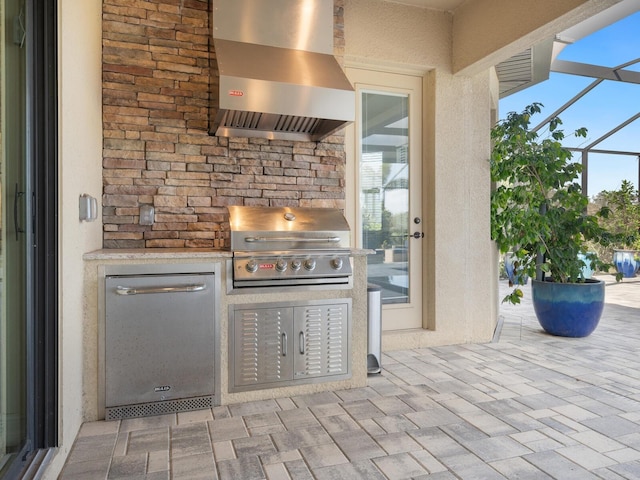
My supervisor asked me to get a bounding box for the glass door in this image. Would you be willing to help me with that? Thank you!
[347,69,423,330]
[1,0,29,473]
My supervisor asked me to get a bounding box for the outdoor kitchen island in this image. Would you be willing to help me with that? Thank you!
[82,248,369,422]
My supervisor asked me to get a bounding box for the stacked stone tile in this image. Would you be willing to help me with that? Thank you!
[102,0,347,248]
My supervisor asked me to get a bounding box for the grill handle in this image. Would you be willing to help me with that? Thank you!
[115,284,207,296]
[244,236,341,244]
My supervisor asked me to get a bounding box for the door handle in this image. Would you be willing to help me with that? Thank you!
[14,183,25,241]
[115,284,206,295]
[299,332,305,354]
[282,332,287,357]
[411,231,424,239]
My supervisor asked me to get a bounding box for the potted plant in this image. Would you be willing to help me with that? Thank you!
[596,180,640,277]
[491,103,621,337]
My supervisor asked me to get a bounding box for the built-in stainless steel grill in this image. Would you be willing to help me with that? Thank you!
[227,206,353,291]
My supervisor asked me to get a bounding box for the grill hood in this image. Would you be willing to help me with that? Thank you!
[227,205,351,252]
[210,0,355,142]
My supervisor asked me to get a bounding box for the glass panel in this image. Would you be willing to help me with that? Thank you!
[360,92,410,304]
[1,0,29,473]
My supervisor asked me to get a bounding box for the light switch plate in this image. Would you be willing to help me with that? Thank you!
[139,204,155,225]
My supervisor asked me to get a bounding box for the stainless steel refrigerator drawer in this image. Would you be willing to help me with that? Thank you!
[105,272,215,418]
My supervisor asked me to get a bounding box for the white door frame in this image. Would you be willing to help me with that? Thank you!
[345,67,423,331]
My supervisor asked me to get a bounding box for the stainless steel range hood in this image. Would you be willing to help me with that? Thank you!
[210,0,355,142]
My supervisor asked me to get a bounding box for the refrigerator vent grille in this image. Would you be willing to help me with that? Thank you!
[105,395,213,420]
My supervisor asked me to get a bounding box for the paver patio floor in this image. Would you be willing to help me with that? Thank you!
[60,275,640,479]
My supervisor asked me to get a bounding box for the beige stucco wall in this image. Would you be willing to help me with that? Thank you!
[424,68,496,345]
[344,0,451,72]
[44,0,104,478]
[344,0,498,348]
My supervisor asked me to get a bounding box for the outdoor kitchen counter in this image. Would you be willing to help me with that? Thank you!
[83,247,233,260]
[83,247,372,260]
[82,248,370,421]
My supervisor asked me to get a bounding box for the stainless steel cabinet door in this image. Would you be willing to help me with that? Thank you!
[294,303,349,379]
[105,274,215,407]
[230,300,350,392]
[231,306,294,388]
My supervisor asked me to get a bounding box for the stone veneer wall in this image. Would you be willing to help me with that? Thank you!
[102,0,347,248]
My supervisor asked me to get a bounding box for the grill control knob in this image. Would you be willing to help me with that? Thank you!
[304,258,316,271]
[275,259,287,272]
[291,259,302,271]
[245,259,259,273]
[330,257,344,270]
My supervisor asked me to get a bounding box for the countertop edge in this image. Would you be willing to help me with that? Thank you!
[83,248,373,261]
[83,248,233,261]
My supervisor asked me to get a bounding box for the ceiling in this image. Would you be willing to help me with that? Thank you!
[382,0,466,12]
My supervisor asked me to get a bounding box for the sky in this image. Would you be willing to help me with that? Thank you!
[499,10,640,199]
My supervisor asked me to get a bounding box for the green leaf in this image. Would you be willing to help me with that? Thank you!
[491,103,623,295]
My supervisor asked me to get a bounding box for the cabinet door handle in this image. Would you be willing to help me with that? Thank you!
[115,284,206,295]
[299,332,305,354]
[282,332,287,357]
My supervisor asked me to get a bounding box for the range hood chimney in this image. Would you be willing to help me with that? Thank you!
[210,0,355,142]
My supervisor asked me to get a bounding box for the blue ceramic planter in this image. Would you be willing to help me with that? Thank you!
[531,279,605,337]
[613,250,639,278]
